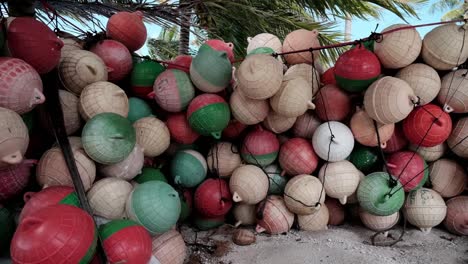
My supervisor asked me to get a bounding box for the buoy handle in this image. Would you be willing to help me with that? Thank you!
[339,196,347,205]
[420,227,432,234]
[32,88,46,105]
[147,91,156,99]
[247,37,252,43]
[255,225,266,233]
[443,104,454,113]
[107,66,114,73]
[235,221,242,228]
[307,101,316,110]
[233,192,243,202]
[380,141,387,149]
[51,38,64,49]
[1,151,23,165]
[211,131,222,139]
[23,192,36,202]
[227,42,234,49]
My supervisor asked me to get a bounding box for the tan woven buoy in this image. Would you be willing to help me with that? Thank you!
[404,188,447,233]
[444,196,468,235]
[59,50,108,95]
[374,24,422,69]
[293,112,321,139]
[297,204,329,231]
[230,165,269,205]
[151,230,187,264]
[58,90,82,135]
[318,161,360,205]
[0,107,29,168]
[79,81,128,121]
[232,229,256,246]
[207,142,241,178]
[284,64,321,97]
[282,29,320,65]
[98,144,144,180]
[87,177,133,219]
[350,108,395,148]
[438,69,468,113]
[396,63,441,105]
[359,208,399,236]
[36,147,96,191]
[409,143,447,162]
[60,38,83,62]
[230,88,269,125]
[447,117,468,158]
[255,195,294,235]
[236,54,284,100]
[263,110,297,134]
[133,117,170,157]
[247,33,282,54]
[364,76,417,124]
[429,159,467,198]
[284,174,324,215]
[422,23,468,70]
[347,171,365,204]
[233,203,257,227]
[53,136,83,151]
[270,78,315,118]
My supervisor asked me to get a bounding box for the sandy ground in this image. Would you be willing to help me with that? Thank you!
[182,224,468,264]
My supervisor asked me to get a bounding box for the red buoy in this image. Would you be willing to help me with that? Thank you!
[11,204,97,264]
[167,55,192,73]
[241,126,279,166]
[0,160,34,203]
[205,39,235,63]
[106,11,147,52]
[321,67,336,85]
[166,112,200,144]
[383,123,408,153]
[222,119,247,140]
[90,40,132,81]
[314,84,351,121]
[387,151,427,192]
[6,17,63,74]
[279,138,319,176]
[403,104,452,147]
[194,178,232,218]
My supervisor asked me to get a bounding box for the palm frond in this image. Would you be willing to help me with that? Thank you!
[429,0,461,14]
[441,7,464,21]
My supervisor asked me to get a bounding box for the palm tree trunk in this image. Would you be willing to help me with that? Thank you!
[178,0,190,55]
[344,14,352,41]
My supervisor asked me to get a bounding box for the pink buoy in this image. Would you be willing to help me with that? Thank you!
[106,11,147,52]
[241,126,279,167]
[256,195,294,235]
[222,120,247,140]
[387,151,427,192]
[205,39,235,63]
[292,112,321,139]
[314,84,351,121]
[166,112,200,144]
[383,123,408,153]
[0,160,34,202]
[279,138,319,176]
[167,55,192,73]
[90,40,132,81]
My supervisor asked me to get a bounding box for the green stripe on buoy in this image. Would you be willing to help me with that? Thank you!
[98,219,140,240]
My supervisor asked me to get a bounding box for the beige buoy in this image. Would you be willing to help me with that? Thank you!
[347,171,365,204]
[318,161,360,205]
[350,108,395,148]
[52,136,83,151]
[298,204,329,231]
[284,64,321,97]
[395,63,441,105]
[0,107,29,168]
[58,90,82,135]
[438,69,468,113]
[422,23,468,70]
[87,177,133,219]
[404,188,447,233]
[364,76,417,124]
[255,195,294,235]
[133,117,170,157]
[207,142,241,178]
[263,111,297,134]
[429,159,467,198]
[79,81,129,121]
[284,174,324,215]
[444,196,468,236]
[98,144,144,181]
[359,209,399,237]
[409,143,447,162]
[60,38,83,53]
[447,117,468,158]
[233,203,257,227]
[236,54,283,100]
[230,165,269,205]
[230,88,269,125]
[151,230,187,264]
[232,229,256,246]
[59,50,108,95]
[293,112,321,139]
[374,24,422,69]
[270,78,315,118]
[36,147,96,191]
[247,33,282,54]
[282,29,320,65]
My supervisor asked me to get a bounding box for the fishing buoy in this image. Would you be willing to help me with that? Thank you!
[409,143,447,162]
[247,33,282,54]
[152,69,195,112]
[383,123,408,153]
[350,109,394,148]
[444,196,468,236]
[265,164,288,195]
[194,215,225,231]
[318,161,360,205]
[347,171,365,204]
[167,55,192,73]
[403,104,452,147]
[230,89,269,125]
[270,78,314,118]
[438,69,468,113]
[131,60,165,98]
[133,117,170,157]
[241,126,279,166]
[321,67,336,85]
[0,58,44,114]
[429,159,467,198]
[357,172,405,216]
[60,38,83,62]
[348,144,381,174]
[90,39,132,81]
[0,160,34,202]
[133,167,167,184]
[233,203,257,227]
[127,97,152,124]
[166,112,199,144]
[386,151,428,192]
[179,189,193,222]
[447,117,468,158]
[374,24,422,69]
[79,81,129,121]
[282,29,320,65]
[396,63,441,105]
[57,90,81,135]
[404,188,447,233]
[205,39,235,63]
[297,204,329,231]
[283,64,321,97]
[279,138,318,176]
[232,229,256,246]
[187,94,231,139]
[0,107,29,168]
[222,119,247,140]
[359,209,399,236]
[293,112,321,139]
[171,150,207,188]
[230,165,269,204]
[314,84,351,121]
[126,181,181,235]
[256,196,294,235]
[99,144,144,180]
[284,174,324,215]
[151,230,187,264]
[207,142,241,178]
[87,178,133,219]
[59,50,108,95]
[106,11,147,51]
[325,199,345,226]
[263,111,297,134]
[312,121,354,162]
[194,178,232,218]
[334,46,381,92]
